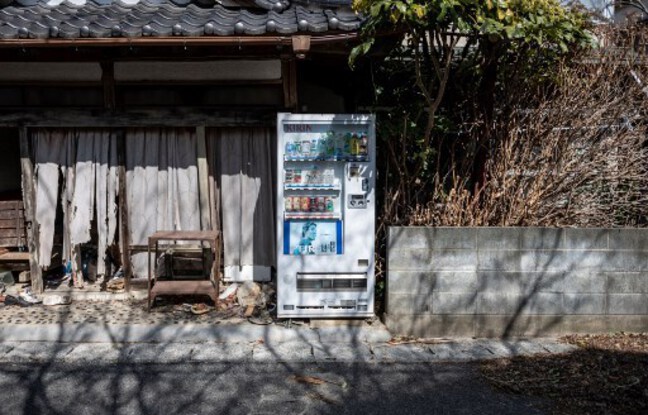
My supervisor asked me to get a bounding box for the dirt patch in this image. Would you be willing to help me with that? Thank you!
[480,333,648,414]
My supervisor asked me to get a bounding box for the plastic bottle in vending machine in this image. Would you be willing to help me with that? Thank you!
[317,197,325,212]
[293,168,302,185]
[301,140,311,156]
[326,133,335,157]
[326,197,334,212]
[360,134,368,156]
[309,197,317,212]
[284,196,293,212]
[311,139,318,157]
[293,140,301,156]
[300,196,310,212]
[350,133,360,156]
[285,141,293,157]
[343,133,351,156]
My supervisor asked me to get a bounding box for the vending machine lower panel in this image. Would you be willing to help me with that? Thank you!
[280,273,374,317]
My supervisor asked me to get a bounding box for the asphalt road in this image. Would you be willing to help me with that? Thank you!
[0,361,547,415]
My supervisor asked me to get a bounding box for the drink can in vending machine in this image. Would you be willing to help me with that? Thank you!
[284,197,293,212]
[284,169,293,183]
[317,197,325,212]
[293,169,302,184]
[309,197,317,212]
[300,196,310,212]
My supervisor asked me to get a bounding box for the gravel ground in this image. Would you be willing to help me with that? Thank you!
[0,298,249,325]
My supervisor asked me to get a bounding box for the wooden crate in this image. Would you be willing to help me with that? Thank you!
[0,200,26,248]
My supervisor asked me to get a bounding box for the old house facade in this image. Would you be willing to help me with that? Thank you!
[0,0,369,294]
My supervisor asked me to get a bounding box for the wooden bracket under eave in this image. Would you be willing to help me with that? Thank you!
[292,35,311,59]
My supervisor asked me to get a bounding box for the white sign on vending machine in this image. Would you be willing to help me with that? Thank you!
[276,113,376,318]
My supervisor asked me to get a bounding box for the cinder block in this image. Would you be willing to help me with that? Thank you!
[475,271,561,294]
[387,293,430,315]
[387,271,437,294]
[384,314,476,338]
[477,250,522,271]
[606,272,648,293]
[519,250,571,272]
[477,293,529,315]
[475,228,522,250]
[607,294,648,315]
[431,292,478,315]
[521,251,611,272]
[527,293,565,315]
[520,228,565,249]
[435,271,479,293]
[607,252,648,272]
[608,229,648,251]
[560,272,607,293]
[388,227,476,250]
[474,271,564,294]
[564,229,608,250]
[385,313,648,338]
[563,294,606,315]
[473,314,537,338]
[390,249,478,271]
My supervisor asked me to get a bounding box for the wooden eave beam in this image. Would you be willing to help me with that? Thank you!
[0,33,358,49]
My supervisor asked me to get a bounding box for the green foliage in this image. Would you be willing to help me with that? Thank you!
[351,0,594,65]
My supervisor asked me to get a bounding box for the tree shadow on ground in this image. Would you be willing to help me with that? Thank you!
[480,333,648,415]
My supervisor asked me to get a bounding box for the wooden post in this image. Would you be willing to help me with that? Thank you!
[281,58,298,111]
[18,127,43,293]
[116,131,132,291]
[196,126,212,231]
[100,61,116,111]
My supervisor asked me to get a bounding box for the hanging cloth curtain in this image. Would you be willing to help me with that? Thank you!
[33,129,118,273]
[208,127,275,282]
[125,127,201,277]
[33,129,73,267]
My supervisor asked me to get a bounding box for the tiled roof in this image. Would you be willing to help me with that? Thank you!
[0,0,362,40]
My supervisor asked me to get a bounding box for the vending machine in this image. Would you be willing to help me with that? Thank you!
[276,113,376,318]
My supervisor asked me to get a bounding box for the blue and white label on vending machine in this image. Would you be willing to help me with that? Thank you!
[283,220,343,256]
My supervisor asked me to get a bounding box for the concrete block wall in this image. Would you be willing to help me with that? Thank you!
[385,227,648,337]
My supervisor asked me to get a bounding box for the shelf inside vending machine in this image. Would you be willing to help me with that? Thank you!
[284,184,341,191]
[284,212,341,220]
[284,156,369,162]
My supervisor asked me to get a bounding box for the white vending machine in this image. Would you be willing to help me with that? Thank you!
[276,113,376,318]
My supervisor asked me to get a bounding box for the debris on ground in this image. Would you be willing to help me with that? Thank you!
[42,294,72,306]
[190,303,211,315]
[219,283,238,300]
[292,375,326,385]
[106,278,125,293]
[244,305,255,317]
[387,335,451,346]
[236,281,262,307]
[480,332,648,415]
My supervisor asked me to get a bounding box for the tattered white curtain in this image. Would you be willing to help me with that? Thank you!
[126,128,201,276]
[33,129,118,274]
[208,128,275,281]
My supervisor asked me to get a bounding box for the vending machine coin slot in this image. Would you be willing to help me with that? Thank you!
[348,194,367,209]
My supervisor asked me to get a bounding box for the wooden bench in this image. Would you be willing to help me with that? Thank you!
[0,200,29,271]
